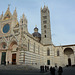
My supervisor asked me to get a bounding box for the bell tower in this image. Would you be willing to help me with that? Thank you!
[41,5,52,45]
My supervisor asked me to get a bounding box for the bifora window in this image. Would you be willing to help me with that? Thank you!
[43,16,47,19]
[3,24,10,33]
[43,20,47,24]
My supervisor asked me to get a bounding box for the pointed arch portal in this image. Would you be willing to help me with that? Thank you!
[64,48,74,66]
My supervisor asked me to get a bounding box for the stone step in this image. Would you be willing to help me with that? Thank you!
[0,65,39,71]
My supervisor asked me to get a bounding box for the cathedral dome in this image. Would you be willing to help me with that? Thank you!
[32,26,41,42]
[33,32,41,38]
[32,27,41,37]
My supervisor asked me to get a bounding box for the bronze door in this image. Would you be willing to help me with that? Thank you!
[12,54,16,65]
[1,52,6,65]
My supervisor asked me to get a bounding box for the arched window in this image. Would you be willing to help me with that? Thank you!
[1,42,7,49]
[28,40,30,51]
[3,44,6,48]
[44,30,46,33]
[34,43,35,52]
[38,46,40,54]
[47,48,50,56]
[57,50,60,56]
[45,35,46,38]
[44,25,46,28]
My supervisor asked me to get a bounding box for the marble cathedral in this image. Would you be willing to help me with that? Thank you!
[0,5,75,68]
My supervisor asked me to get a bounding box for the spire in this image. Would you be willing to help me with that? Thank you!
[20,13,28,33]
[44,5,46,8]
[13,7,17,17]
[22,13,27,23]
[0,11,3,20]
[22,13,25,19]
[1,11,3,17]
[7,4,10,10]
[20,13,27,25]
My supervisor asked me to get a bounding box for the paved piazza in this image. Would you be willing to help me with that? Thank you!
[0,65,75,75]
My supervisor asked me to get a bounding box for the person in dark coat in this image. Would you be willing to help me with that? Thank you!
[58,66,63,75]
[40,66,42,72]
[52,67,55,75]
[45,65,47,72]
[4,61,6,66]
[42,66,44,72]
[40,65,44,72]
[50,66,53,75]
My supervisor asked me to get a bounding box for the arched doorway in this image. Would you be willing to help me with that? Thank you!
[10,41,17,65]
[0,42,7,65]
[64,48,74,66]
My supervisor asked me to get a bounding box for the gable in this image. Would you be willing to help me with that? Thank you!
[2,8,12,20]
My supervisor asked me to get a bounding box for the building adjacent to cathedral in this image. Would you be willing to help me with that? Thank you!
[0,5,75,68]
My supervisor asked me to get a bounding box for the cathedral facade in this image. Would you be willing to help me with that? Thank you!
[0,5,75,68]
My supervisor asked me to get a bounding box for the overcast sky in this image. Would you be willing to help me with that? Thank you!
[0,0,75,46]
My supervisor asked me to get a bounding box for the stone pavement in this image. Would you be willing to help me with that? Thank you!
[0,65,75,75]
[47,66,75,75]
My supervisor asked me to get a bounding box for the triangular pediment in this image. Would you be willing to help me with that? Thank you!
[2,7,12,20]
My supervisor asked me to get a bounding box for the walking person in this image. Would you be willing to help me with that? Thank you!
[58,66,63,75]
[50,66,53,75]
[52,67,55,75]
[50,67,55,75]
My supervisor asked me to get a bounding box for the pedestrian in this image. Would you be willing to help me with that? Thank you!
[40,66,42,72]
[58,66,63,75]
[50,66,53,75]
[47,66,49,71]
[4,61,6,66]
[42,65,44,72]
[45,65,47,72]
[8,61,9,65]
[52,67,55,75]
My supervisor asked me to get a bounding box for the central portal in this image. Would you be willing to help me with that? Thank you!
[12,54,16,65]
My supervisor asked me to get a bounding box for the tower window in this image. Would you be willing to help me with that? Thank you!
[47,49,50,56]
[44,30,46,33]
[45,35,46,38]
[57,50,60,56]
[43,21,47,24]
[43,16,47,19]
[44,25,46,28]
[47,60,50,65]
